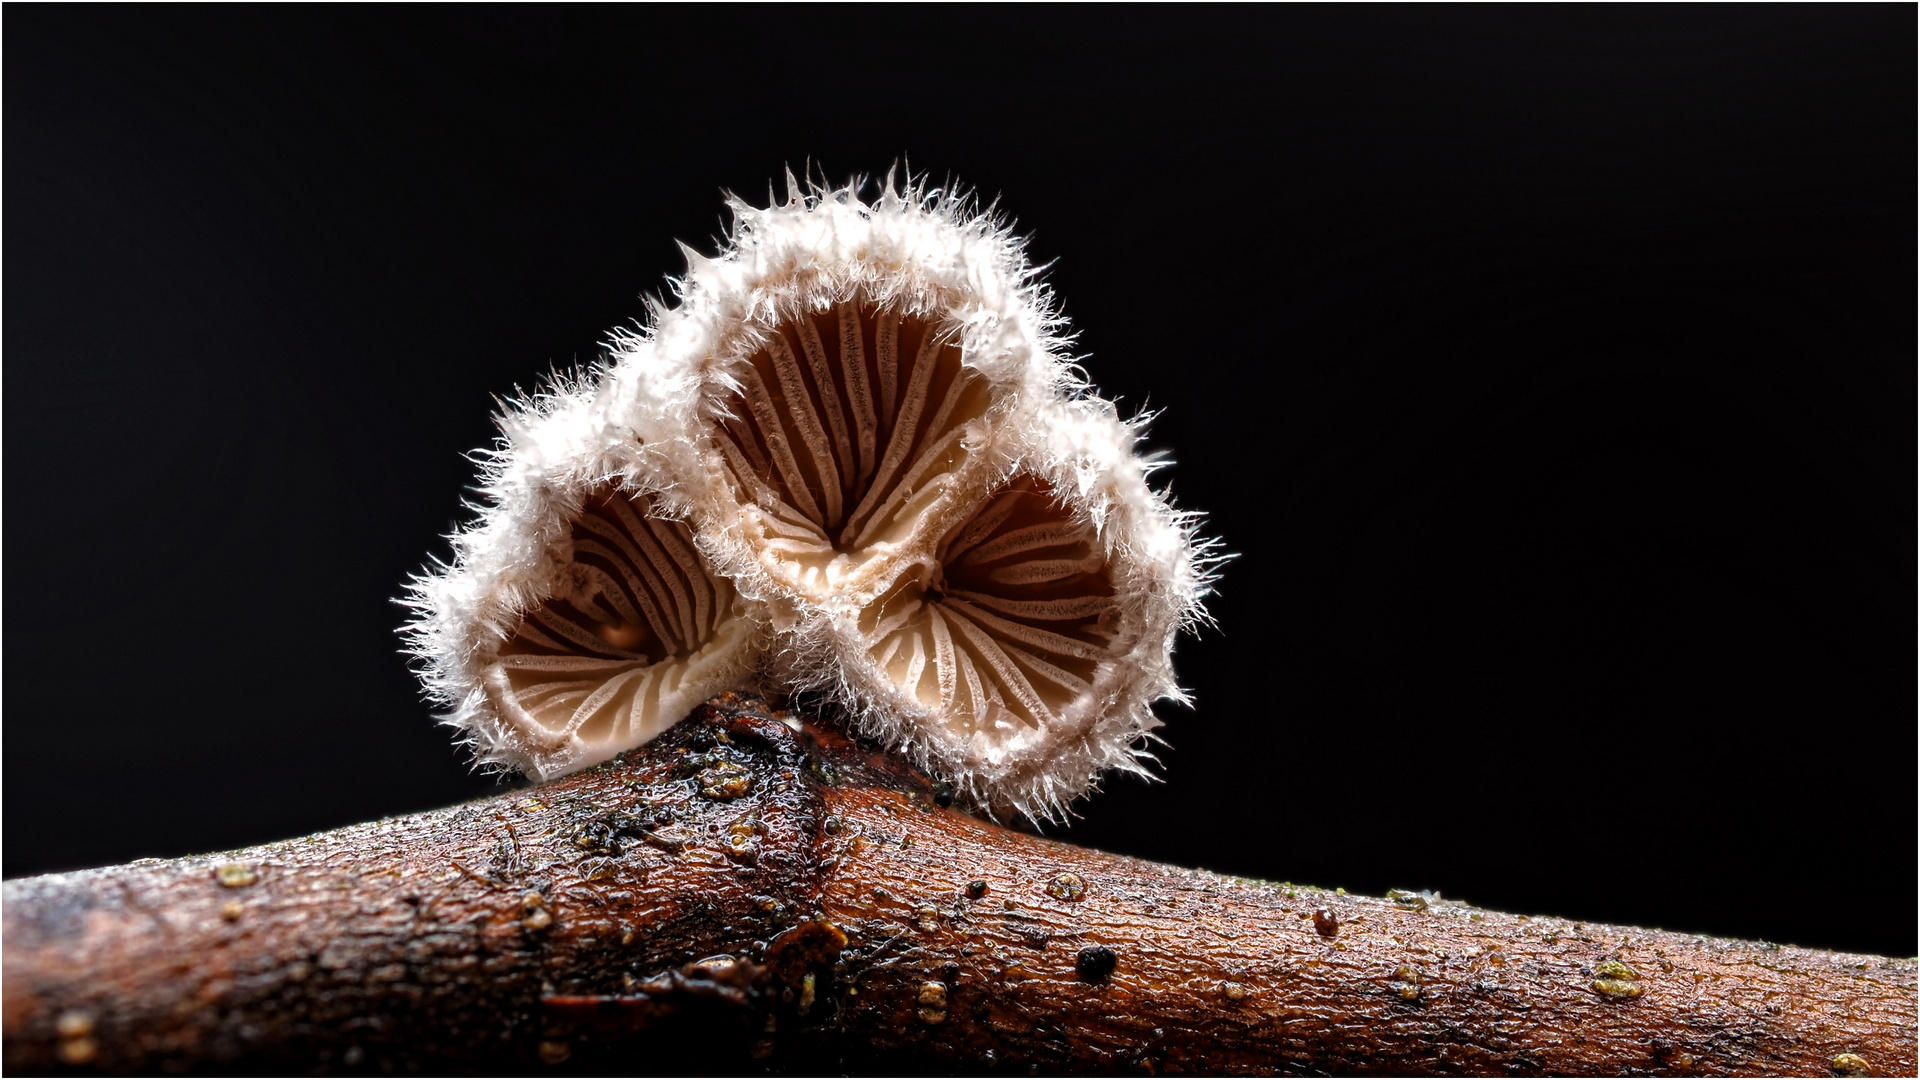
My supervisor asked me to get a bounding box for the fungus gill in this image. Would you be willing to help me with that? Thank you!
[712,301,999,601]
[404,172,1217,816]
[856,475,1118,734]
[483,487,757,774]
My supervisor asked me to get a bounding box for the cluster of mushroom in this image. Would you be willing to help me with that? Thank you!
[405,175,1214,819]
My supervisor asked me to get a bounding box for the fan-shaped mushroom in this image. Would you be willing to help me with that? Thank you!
[405,172,1216,815]
[857,473,1119,729]
[712,301,1000,602]
[690,290,1197,815]
[482,487,757,777]
[801,392,1200,817]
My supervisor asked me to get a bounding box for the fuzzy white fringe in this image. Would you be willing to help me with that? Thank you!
[401,171,1219,821]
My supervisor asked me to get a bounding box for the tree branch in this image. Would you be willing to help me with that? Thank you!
[5,694,1912,1075]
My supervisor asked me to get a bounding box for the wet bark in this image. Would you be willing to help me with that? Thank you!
[4,693,1913,1076]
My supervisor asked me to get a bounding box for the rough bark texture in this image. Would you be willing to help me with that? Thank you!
[5,694,1914,1076]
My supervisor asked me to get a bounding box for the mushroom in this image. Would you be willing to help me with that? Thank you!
[859,473,1118,731]
[401,383,770,781]
[795,393,1202,817]
[482,486,758,777]
[709,301,1000,601]
[405,172,1216,815]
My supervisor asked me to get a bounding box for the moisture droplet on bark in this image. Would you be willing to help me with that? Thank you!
[1591,959,1644,1000]
[1390,965,1421,1001]
[1045,872,1087,901]
[214,863,258,888]
[917,980,949,1025]
[1831,1052,1872,1077]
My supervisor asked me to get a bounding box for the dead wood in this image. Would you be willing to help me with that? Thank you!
[4,693,1913,1075]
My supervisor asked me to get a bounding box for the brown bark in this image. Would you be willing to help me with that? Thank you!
[4,693,1913,1075]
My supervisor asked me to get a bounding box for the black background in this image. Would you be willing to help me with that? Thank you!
[6,7,1913,957]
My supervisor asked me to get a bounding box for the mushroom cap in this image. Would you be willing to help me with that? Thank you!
[705,302,1009,610]
[482,487,760,779]
[778,396,1203,820]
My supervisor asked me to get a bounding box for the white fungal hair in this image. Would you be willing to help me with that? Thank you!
[402,169,1219,820]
